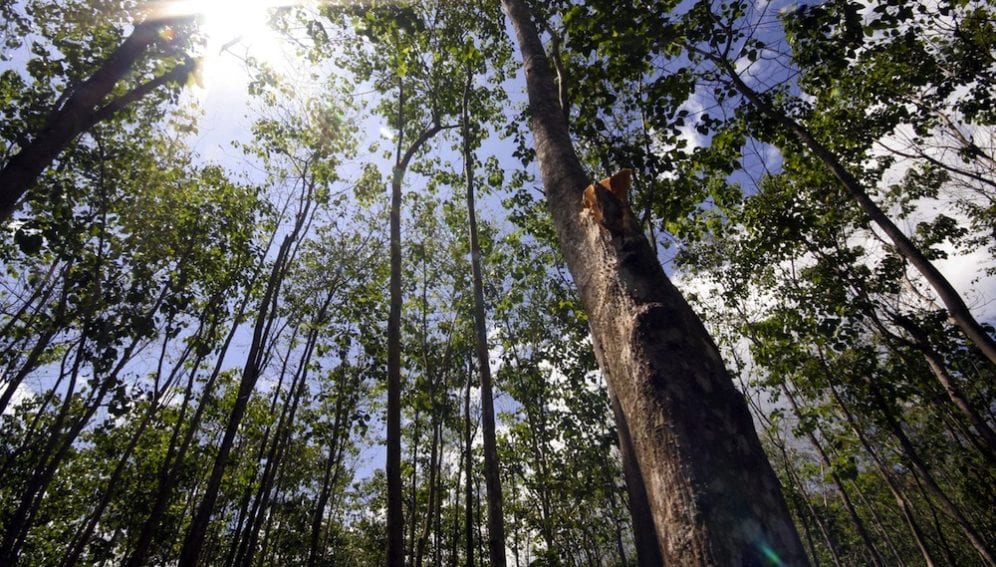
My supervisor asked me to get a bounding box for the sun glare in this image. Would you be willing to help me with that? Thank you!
[200,0,273,50]
[147,0,294,83]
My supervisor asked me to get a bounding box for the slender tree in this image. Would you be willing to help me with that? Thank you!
[461,66,507,567]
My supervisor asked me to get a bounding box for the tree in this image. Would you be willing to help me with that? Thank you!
[0,3,197,221]
[499,0,807,563]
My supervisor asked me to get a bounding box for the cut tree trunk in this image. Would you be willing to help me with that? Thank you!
[501,1,809,564]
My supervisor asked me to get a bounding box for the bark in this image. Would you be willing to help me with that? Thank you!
[609,391,663,566]
[709,53,996,364]
[0,20,194,221]
[407,406,422,562]
[501,1,808,563]
[461,66,507,567]
[463,370,475,567]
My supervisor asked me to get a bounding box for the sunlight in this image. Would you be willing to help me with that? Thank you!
[146,0,293,82]
[199,0,275,53]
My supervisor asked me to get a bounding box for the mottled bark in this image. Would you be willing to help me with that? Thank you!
[501,1,808,564]
[608,392,663,566]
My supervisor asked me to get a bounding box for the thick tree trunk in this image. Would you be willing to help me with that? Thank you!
[462,68,507,567]
[501,2,808,564]
[609,392,663,565]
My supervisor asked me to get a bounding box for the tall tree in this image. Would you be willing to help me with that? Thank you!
[499,0,807,563]
[462,65,507,567]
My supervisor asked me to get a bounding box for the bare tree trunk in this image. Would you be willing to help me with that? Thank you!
[385,77,449,567]
[609,392,663,566]
[464,369,475,567]
[415,419,441,567]
[500,1,808,563]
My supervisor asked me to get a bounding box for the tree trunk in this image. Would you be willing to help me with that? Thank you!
[609,391,663,566]
[462,66,507,567]
[500,1,808,563]
[463,369,475,567]
[307,378,352,567]
[415,419,441,567]
[818,334,972,565]
[865,382,994,565]
[385,77,448,567]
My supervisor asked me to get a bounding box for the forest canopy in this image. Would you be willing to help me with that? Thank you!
[0,0,993,565]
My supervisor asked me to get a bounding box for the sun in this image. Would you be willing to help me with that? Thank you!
[199,0,275,51]
[146,0,289,64]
